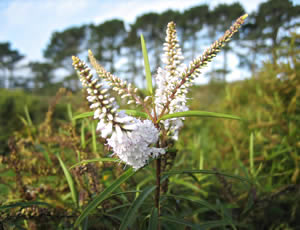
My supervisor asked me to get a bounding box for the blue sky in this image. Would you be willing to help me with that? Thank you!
[0,0,298,83]
[1,0,269,62]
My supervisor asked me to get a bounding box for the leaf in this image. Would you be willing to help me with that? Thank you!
[161,216,230,229]
[69,158,120,170]
[74,168,135,227]
[56,154,78,207]
[249,132,254,175]
[160,216,204,229]
[106,203,132,213]
[0,201,51,210]
[120,109,149,119]
[148,208,158,230]
[162,194,219,215]
[136,177,154,198]
[164,169,252,185]
[141,34,153,96]
[24,105,33,126]
[80,121,86,149]
[170,178,207,196]
[73,111,94,120]
[158,110,242,122]
[119,185,156,230]
[72,110,148,120]
[91,121,97,154]
[67,103,75,126]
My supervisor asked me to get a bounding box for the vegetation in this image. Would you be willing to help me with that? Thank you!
[0,0,299,229]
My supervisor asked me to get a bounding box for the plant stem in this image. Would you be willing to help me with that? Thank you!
[155,158,161,230]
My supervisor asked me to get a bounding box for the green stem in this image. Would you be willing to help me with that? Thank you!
[155,158,161,230]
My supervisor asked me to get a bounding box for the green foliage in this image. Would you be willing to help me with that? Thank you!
[0,11,299,229]
[1,50,299,228]
[74,168,135,227]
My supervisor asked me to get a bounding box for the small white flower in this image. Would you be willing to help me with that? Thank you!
[154,21,189,140]
[107,118,165,170]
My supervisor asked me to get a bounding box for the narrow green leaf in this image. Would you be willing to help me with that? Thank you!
[162,194,219,215]
[199,220,234,229]
[18,115,28,126]
[249,132,254,175]
[119,185,156,230]
[74,168,135,227]
[73,112,94,120]
[136,177,154,198]
[82,216,89,230]
[91,122,97,154]
[107,191,139,204]
[242,187,255,216]
[160,216,205,229]
[106,203,131,213]
[81,121,86,149]
[67,104,75,126]
[161,216,230,229]
[120,109,149,119]
[69,158,120,170]
[158,110,242,122]
[141,34,153,96]
[164,169,252,185]
[148,208,158,230]
[73,110,148,120]
[0,201,51,210]
[56,154,78,207]
[171,178,207,196]
[24,105,33,126]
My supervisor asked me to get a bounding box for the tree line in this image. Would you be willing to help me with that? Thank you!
[0,0,299,94]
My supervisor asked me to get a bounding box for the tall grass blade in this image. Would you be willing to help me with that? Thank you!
[141,34,153,96]
[249,132,254,175]
[74,168,135,227]
[56,154,78,208]
[67,103,75,126]
[91,121,97,154]
[148,208,158,230]
[81,121,86,149]
[24,105,33,126]
[119,185,156,230]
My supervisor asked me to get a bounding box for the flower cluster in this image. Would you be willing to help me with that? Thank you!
[72,56,164,170]
[72,14,247,170]
[155,22,189,140]
[88,50,143,106]
[107,115,165,170]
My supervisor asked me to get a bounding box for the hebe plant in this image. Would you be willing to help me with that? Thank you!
[72,14,248,228]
